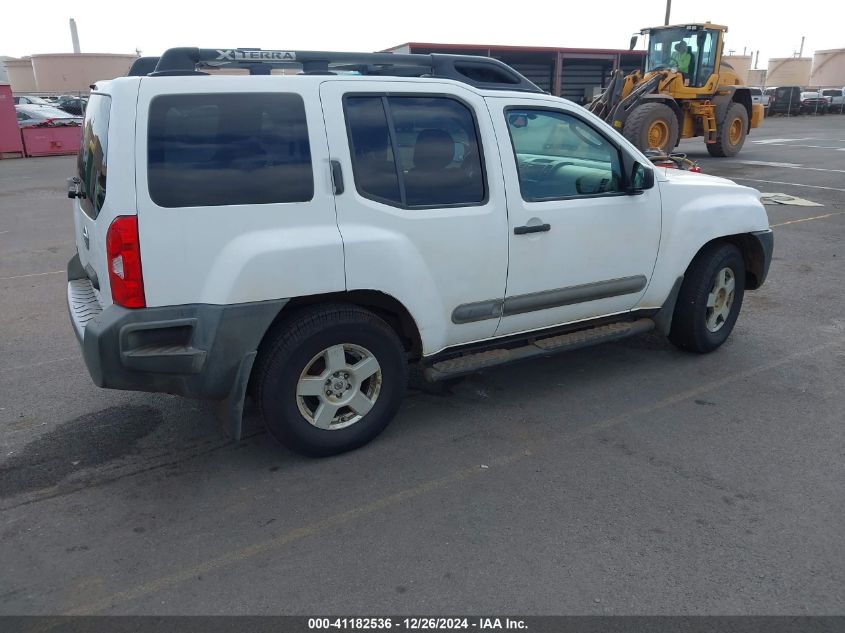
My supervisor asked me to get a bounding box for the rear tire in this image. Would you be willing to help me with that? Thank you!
[623,103,680,153]
[255,304,407,456]
[707,102,748,157]
[668,243,746,353]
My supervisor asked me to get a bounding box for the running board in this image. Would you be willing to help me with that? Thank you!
[423,318,655,381]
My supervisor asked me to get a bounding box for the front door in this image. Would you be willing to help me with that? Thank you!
[488,98,662,337]
[320,80,510,355]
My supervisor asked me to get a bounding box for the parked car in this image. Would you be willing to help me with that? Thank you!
[765,86,802,115]
[821,88,845,113]
[67,48,773,456]
[56,96,88,116]
[800,91,829,114]
[13,95,52,105]
[15,104,83,128]
[750,87,770,111]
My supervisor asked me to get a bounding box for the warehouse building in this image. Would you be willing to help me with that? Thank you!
[384,43,645,104]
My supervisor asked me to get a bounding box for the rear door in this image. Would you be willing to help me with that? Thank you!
[319,80,509,354]
[73,90,115,305]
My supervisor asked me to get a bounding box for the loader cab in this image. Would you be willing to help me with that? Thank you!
[643,24,723,89]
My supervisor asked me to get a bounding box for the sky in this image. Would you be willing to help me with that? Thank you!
[2,0,840,66]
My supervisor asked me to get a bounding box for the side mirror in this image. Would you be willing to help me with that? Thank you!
[629,35,639,50]
[630,162,655,193]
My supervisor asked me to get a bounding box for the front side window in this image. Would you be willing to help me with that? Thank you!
[506,109,623,202]
[147,93,313,208]
[77,94,111,219]
[345,95,485,208]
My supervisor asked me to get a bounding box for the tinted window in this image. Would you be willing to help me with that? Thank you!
[749,88,762,96]
[505,109,623,201]
[148,93,312,208]
[822,89,841,97]
[345,95,485,208]
[77,94,111,219]
[345,97,401,204]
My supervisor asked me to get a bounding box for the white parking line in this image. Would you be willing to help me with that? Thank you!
[751,138,812,144]
[0,270,64,281]
[752,137,845,144]
[731,177,845,193]
[750,143,844,150]
[738,160,845,174]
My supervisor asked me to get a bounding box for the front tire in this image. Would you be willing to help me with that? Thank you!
[255,305,407,456]
[668,243,746,353]
[623,102,680,154]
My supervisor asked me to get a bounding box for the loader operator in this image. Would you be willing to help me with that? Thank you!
[671,41,692,77]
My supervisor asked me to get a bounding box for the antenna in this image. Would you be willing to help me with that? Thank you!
[69,18,81,54]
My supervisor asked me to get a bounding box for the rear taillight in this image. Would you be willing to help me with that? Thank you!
[106,216,145,308]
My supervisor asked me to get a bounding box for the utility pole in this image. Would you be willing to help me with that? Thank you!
[798,36,805,57]
[664,0,672,25]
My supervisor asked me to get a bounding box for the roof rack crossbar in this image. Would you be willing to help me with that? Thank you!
[139,47,544,93]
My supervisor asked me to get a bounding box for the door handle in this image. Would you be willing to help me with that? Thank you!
[330,160,344,195]
[514,223,551,235]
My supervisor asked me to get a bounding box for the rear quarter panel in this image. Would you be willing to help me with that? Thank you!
[134,76,345,306]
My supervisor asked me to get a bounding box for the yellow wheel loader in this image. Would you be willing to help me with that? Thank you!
[589,23,764,157]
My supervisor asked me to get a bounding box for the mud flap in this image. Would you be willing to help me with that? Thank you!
[216,351,257,442]
[653,276,684,336]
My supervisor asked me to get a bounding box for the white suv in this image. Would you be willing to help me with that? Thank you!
[67,48,773,456]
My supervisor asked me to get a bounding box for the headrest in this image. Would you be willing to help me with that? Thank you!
[413,129,454,170]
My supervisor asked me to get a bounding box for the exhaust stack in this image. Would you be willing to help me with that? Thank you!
[70,18,81,54]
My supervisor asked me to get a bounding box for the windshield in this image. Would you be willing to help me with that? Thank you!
[645,26,719,87]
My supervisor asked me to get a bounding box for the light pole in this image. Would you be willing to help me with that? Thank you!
[664,0,672,25]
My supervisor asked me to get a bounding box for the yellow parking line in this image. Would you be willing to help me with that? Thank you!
[771,210,845,227]
[64,448,532,615]
[63,335,845,615]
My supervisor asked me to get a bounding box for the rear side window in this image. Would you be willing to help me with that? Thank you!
[77,94,111,219]
[147,93,313,208]
[344,95,486,208]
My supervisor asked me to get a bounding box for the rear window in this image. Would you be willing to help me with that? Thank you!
[749,88,762,96]
[344,95,486,208]
[77,94,111,219]
[147,93,313,208]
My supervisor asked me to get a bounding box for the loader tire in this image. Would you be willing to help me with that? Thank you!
[623,103,679,153]
[707,102,748,157]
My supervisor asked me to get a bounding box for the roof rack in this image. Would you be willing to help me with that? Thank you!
[136,47,544,93]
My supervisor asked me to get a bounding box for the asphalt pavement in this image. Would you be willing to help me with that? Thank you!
[1,114,843,615]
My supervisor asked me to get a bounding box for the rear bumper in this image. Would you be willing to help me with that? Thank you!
[67,254,286,400]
